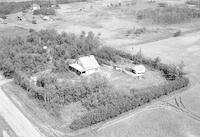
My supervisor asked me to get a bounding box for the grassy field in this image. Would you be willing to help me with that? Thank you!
[0,26,29,38]
[98,109,200,137]
[100,66,166,93]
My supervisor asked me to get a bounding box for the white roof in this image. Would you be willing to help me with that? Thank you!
[78,55,100,70]
[69,55,100,72]
[69,63,85,72]
[133,65,145,72]
[43,16,50,20]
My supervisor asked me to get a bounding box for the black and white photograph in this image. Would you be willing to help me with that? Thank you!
[0,0,199,137]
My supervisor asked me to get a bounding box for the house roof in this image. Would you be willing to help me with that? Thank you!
[78,55,100,70]
[69,63,85,72]
[69,55,100,72]
[133,65,145,72]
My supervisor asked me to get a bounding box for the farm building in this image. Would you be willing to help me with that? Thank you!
[69,55,100,75]
[126,65,146,75]
[132,65,146,74]
[43,16,50,21]
[31,4,41,11]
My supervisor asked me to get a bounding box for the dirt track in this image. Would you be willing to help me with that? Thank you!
[0,79,45,137]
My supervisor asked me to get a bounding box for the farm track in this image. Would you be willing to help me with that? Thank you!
[162,96,200,122]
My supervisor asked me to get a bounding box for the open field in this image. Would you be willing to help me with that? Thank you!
[0,25,29,38]
[1,0,199,47]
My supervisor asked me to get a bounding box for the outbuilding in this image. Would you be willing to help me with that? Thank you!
[69,55,100,76]
[132,65,146,75]
[43,16,50,21]
[32,4,41,11]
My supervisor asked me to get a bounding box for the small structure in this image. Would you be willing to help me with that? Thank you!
[32,4,41,11]
[29,69,52,85]
[69,55,100,75]
[132,65,146,75]
[43,16,50,21]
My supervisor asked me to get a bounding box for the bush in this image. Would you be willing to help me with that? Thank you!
[33,7,56,15]
[186,0,199,5]
[131,77,189,98]
[136,6,200,24]
[29,28,35,33]
[32,20,37,24]
[70,76,189,130]
[95,47,120,63]
[158,2,168,7]
[173,30,181,37]
[0,30,100,77]
[0,14,7,19]
[0,2,31,15]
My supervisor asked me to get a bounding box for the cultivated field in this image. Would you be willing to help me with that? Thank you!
[1,0,198,47]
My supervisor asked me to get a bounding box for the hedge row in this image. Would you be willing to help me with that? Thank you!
[14,72,110,105]
[33,7,56,15]
[95,47,184,80]
[69,77,189,130]
[131,77,189,99]
[136,6,200,24]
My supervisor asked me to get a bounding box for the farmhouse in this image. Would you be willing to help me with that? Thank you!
[69,55,100,75]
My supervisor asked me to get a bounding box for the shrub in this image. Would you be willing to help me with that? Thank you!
[158,2,168,7]
[186,0,199,5]
[29,28,35,33]
[0,2,31,15]
[136,6,200,24]
[95,47,120,63]
[173,30,181,37]
[33,7,56,15]
[0,14,6,19]
[32,20,37,24]
[70,76,189,130]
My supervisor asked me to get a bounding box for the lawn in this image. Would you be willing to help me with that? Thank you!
[100,65,166,94]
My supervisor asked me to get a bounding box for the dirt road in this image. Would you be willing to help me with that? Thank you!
[0,79,45,137]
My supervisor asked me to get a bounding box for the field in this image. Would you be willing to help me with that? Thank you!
[0,25,29,38]
[1,0,200,47]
